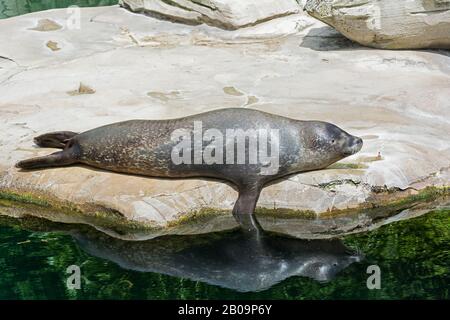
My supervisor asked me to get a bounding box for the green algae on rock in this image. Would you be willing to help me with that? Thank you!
[1,186,448,240]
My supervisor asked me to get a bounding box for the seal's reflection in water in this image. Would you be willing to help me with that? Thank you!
[69,226,363,292]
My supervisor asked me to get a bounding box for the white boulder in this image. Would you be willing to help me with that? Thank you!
[304,0,450,49]
[119,0,301,29]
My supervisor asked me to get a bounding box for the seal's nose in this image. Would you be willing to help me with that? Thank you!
[344,136,363,156]
[352,137,363,154]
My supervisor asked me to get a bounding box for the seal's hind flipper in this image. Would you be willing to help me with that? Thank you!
[16,149,76,170]
[232,184,264,236]
[34,131,78,149]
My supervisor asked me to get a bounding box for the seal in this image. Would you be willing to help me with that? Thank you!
[66,227,361,292]
[16,108,363,233]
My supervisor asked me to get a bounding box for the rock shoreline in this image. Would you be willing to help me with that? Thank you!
[0,5,449,238]
[1,186,448,240]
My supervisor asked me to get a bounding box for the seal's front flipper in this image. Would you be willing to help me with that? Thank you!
[234,214,263,237]
[34,131,78,149]
[16,149,77,170]
[232,185,264,236]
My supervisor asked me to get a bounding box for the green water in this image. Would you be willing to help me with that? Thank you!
[0,209,448,300]
[0,0,118,19]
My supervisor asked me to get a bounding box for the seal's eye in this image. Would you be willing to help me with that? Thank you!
[331,139,335,143]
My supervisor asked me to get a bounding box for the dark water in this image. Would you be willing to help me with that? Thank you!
[0,209,448,299]
[0,0,118,19]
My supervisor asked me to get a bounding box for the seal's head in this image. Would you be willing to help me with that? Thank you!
[303,121,363,169]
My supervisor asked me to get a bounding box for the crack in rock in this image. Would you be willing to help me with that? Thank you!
[0,56,17,64]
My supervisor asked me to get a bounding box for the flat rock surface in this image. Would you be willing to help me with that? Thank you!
[0,6,449,237]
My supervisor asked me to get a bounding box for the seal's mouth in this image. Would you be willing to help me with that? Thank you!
[343,136,363,156]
